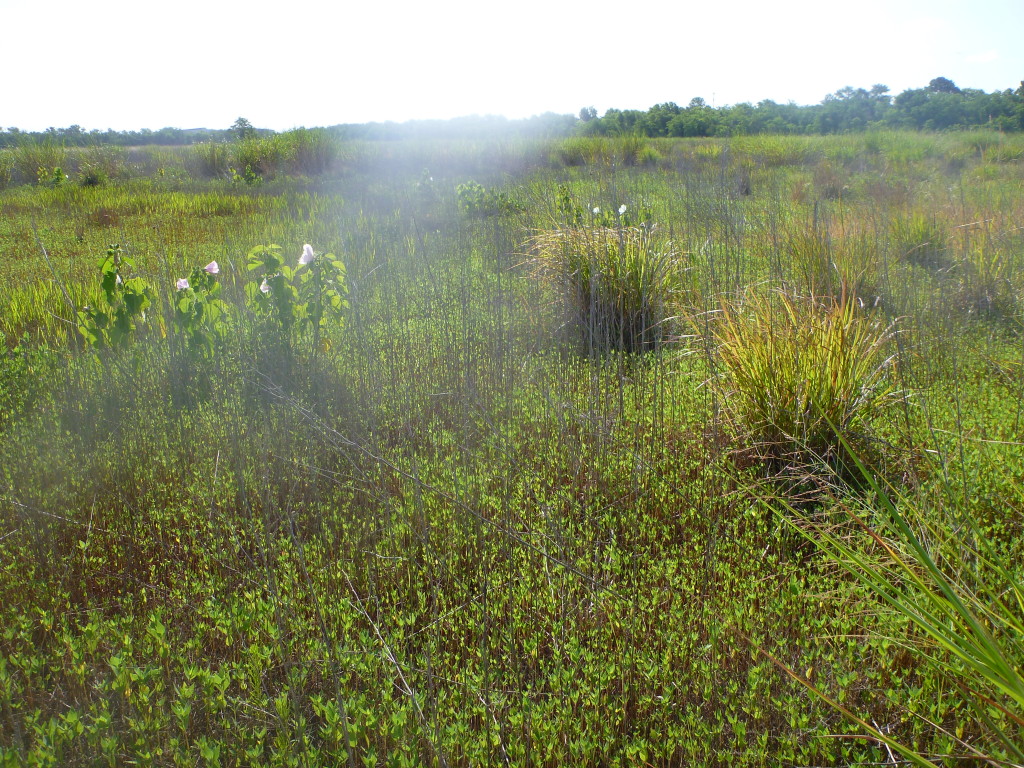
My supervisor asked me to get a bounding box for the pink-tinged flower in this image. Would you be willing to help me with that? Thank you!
[176,278,189,291]
[259,278,270,294]
[204,260,220,275]
[299,244,315,265]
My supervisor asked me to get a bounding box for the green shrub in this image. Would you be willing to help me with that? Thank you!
[77,245,155,348]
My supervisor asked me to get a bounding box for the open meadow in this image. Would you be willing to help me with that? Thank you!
[1,130,1023,766]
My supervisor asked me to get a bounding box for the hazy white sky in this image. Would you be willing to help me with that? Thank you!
[3,0,1021,131]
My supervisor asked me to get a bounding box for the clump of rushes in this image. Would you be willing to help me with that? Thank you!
[893,212,951,271]
[713,286,898,481]
[529,225,684,353]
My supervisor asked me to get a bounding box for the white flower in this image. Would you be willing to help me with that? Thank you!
[593,206,600,214]
[259,278,270,294]
[176,278,189,291]
[204,260,219,275]
[618,204,627,215]
[299,244,315,265]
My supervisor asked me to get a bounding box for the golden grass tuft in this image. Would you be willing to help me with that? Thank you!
[713,285,898,479]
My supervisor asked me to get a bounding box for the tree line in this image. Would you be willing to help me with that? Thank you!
[3,78,1022,148]
[578,78,1024,137]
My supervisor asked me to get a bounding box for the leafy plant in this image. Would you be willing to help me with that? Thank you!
[77,244,154,348]
[457,180,522,217]
[231,164,262,186]
[246,243,348,361]
[38,165,68,187]
[294,244,348,349]
[772,446,1024,766]
[172,260,231,356]
[456,180,488,215]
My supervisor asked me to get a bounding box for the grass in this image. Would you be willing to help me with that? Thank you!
[712,286,898,484]
[772,442,1024,765]
[528,224,687,352]
[1,130,1023,765]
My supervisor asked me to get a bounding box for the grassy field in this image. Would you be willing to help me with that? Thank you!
[1,131,1023,766]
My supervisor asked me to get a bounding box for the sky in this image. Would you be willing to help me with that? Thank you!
[3,0,1022,132]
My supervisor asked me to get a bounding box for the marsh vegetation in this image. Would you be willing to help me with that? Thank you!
[1,130,1023,766]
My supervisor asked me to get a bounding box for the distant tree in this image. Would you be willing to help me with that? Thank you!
[640,102,681,136]
[893,86,967,129]
[869,84,891,102]
[928,77,962,94]
[231,117,256,141]
[578,106,597,122]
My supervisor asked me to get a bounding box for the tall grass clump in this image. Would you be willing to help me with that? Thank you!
[713,286,897,480]
[529,225,685,353]
[282,127,341,176]
[0,150,13,190]
[784,228,883,309]
[552,136,603,166]
[233,135,288,178]
[893,212,951,271]
[13,137,68,185]
[191,141,232,179]
[551,135,657,167]
[948,220,1021,323]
